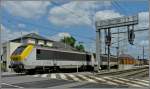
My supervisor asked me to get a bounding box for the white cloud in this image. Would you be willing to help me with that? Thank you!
[1,24,38,43]
[95,10,123,21]
[48,1,111,26]
[139,40,149,46]
[58,32,71,38]
[2,1,51,18]
[133,12,149,49]
[137,12,149,28]
[50,32,71,41]
[18,23,26,28]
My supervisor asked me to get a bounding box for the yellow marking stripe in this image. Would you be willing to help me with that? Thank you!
[20,45,34,60]
[10,55,21,61]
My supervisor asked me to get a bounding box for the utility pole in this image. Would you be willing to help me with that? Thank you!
[104,30,107,54]
[107,28,111,71]
[96,29,102,72]
[116,47,119,69]
[18,24,24,44]
[137,56,140,67]
[105,43,107,54]
[142,46,145,66]
[107,44,110,71]
[0,21,1,89]
[0,1,2,88]
[117,28,120,69]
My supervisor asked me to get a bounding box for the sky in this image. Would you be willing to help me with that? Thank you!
[0,0,149,59]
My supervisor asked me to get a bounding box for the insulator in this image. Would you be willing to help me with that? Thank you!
[105,29,111,46]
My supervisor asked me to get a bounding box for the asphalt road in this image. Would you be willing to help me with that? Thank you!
[1,71,149,88]
[1,76,128,88]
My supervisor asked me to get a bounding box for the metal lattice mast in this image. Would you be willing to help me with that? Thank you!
[0,19,1,89]
[148,0,150,85]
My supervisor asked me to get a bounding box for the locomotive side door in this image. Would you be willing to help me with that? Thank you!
[52,51,57,66]
[53,59,57,66]
[86,54,91,65]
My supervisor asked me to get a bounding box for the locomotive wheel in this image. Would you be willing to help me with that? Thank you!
[52,66,59,73]
[25,69,35,75]
[82,66,86,71]
[13,68,21,73]
[13,65,24,73]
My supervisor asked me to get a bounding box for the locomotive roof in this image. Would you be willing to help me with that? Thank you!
[35,45,88,54]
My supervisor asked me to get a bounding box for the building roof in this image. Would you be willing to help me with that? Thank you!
[119,54,135,59]
[9,33,79,51]
[10,33,53,42]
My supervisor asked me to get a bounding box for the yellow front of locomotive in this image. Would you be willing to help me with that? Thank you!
[10,44,34,73]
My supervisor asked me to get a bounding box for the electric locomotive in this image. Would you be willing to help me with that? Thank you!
[9,44,94,73]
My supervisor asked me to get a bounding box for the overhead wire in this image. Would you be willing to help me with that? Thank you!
[111,0,130,53]
[3,0,100,41]
[2,15,95,41]
[50,1,93,26]
[113,0,128,15]
[2,1,148,54]
[1,1,100,52]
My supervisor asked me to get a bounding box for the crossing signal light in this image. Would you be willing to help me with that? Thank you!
[128,25,135,45]
[105,29,111,46]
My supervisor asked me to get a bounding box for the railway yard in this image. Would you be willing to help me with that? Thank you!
[1,66,149,88]
[1,0,150,89]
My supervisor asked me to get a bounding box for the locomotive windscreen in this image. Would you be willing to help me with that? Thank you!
[12,46,27,55]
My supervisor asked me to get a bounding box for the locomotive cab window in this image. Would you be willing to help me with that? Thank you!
[37,49,41,54]
[12,45,27,55]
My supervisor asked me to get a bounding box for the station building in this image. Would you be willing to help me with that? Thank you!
[119,54,136,69]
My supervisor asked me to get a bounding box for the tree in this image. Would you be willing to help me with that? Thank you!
[61,36,76,47]
[75,44,85,52]
[60,36,85,52]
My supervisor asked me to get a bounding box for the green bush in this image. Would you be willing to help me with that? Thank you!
[1,63,6,72]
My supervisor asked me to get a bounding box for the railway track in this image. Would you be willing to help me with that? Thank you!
[32,70,149,88]
[4,66,147,88]
[127,69,148,77]
[96,66,148,77]
[128,70,149,78]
